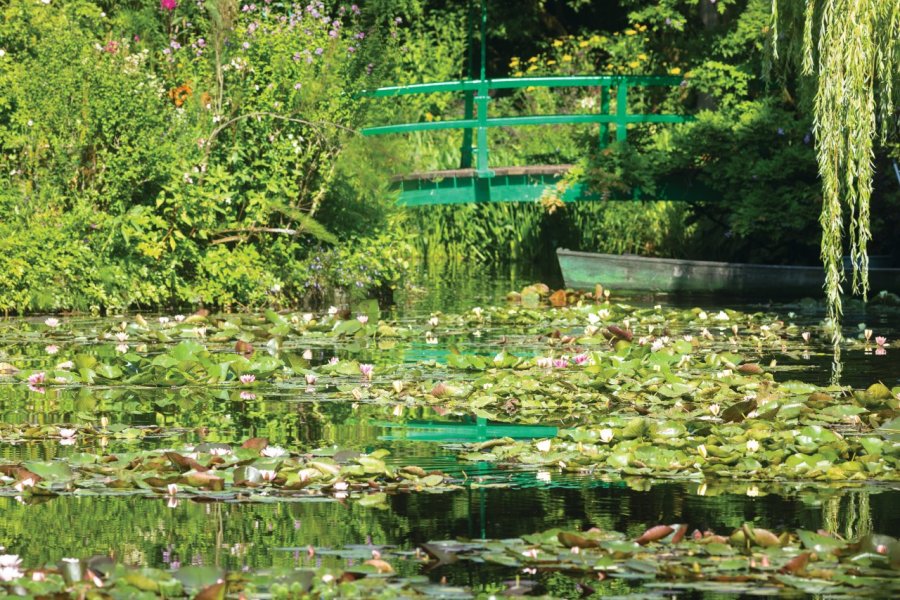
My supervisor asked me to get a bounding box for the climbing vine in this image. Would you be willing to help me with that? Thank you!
[772,0,900,340]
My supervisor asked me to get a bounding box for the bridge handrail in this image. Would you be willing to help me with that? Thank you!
[362,75,685,98]
[360,74,690,176]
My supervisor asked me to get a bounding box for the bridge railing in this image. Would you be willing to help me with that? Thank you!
[360,75,689,177]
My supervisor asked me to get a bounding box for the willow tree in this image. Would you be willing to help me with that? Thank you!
[771,1,899,340]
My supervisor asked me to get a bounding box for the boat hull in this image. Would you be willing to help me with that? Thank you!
[556,249,900,296]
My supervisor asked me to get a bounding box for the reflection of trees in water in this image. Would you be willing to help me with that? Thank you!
[823,490,873,541]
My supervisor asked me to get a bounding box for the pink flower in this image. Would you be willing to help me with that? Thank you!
[27,372,45,385]
[357,315,369,324]
[359,363,374,380]
[875,336,887,347]
[572,353,589,365]
[305,373,317,385]
[239,374,256,384]
[553,358,569,369]
[160,0,177,10]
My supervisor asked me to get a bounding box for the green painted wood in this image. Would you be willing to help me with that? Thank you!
[393,167,714,206]
[376,417,557,443]
[556,248,900,296]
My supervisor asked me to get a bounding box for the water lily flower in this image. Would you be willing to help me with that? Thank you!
[32,572,46,582]
[115,332,129,342]
[174,315,185,322]
[240,374,256,384]
[584,325,599,336]
[573,353,590,365]
[392,380,403,393]
[261,446,287,458]
[209,447,232,457]
[357,315,369,324]
[535,439,552,452]
[328,356,339,365]
[425,332,438,344]
[599,429,614,443]
[240,391,256,400]
[471,306,483,317]
[58,428,76,439]
[708,403,721,417]
[536,357,553,369]
[650,339,665,352]
[305,373,317,385]
[428,316,439,327]
[876,336,887,347]
[746,439,760,453]
[13,479,34,493]
[302,349,313,360]
[587,313,601,325]
[392,404,403,417]
[332,481,349,491]
[159,316,170,325]
[864,329,873,341]
[553,358,569,369]
[522,548,539,559]
[45,344,59,355]
[801,331,811,342]
[115,344,129,354]
[0,566,22,582]
[259,470,277,482]
[746,486,760,497]
[167,483,178,495]
[714,311,729,321]
[328,306,339,316]
[27,372,45,385]
[697,444,707,458]
[302,313,313,323]
[44,317,60,328]
[359,363,374,380]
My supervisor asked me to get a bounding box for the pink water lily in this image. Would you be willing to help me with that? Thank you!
[27,372,45,385]
[875,336,887,347]
[553,358,569,369]
[359,363,374,380]
[305,373,317,385]
[239,374,256,384]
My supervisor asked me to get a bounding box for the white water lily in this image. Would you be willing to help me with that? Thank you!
[58,428,76,439]
[302,349,313,360]
[864,328,873,341]
[259,470,277,482]
[167,483,178,495]
[586,313,601,325]
[44,317,60,328]
[746,439,760,453]
[0,556,21,569]
[697,444,708,458]
[428,316,439,327]
[708,403,721,417]
[208,447,232,457]
[535,439,552,452]
[471,306,483,317]
[0,566,23,582]
[599,429,614,444]
[305,373,317,385]
[328,306,339,316]
[261,446,287,458]
[332,481,349,491]
[714,311,729,321]
[392,380,404,394]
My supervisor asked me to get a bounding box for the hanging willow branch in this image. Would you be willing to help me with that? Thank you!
[771,0,900,343]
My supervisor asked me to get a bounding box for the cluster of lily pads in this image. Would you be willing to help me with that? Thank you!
[419,522,900,596]
[1,438,454,503]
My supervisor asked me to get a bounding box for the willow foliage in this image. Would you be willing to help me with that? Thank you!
[771,0,900,339]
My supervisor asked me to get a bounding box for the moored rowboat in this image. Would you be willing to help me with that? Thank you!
[556,249,900,296]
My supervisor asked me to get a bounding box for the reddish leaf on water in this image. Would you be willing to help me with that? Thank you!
[241,438,269,451]
[549,290,568,307]
[636,525,673,545]
[607,325,633,342]
[234,340,254,357]
[165,452,207,473]
[364,559,394,574]
[779,552,810,574]
[193,581,225,600]
[737,363,763,374]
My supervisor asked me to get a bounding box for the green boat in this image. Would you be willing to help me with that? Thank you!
[556,248,900,296]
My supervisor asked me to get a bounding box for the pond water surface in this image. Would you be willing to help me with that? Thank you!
[1,264,898,597]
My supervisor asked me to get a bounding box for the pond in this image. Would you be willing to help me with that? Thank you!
[0,264,898,597]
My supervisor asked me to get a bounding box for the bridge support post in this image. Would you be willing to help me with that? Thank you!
[598,86,610,148]
[616,84,628,143]
[460,0,477,169]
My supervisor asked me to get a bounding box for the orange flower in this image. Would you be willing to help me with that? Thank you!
[168,83,193,107]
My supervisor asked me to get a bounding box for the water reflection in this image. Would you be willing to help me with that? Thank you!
[2,481,897,571]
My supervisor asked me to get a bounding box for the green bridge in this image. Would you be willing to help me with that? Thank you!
[360,1,704,206]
